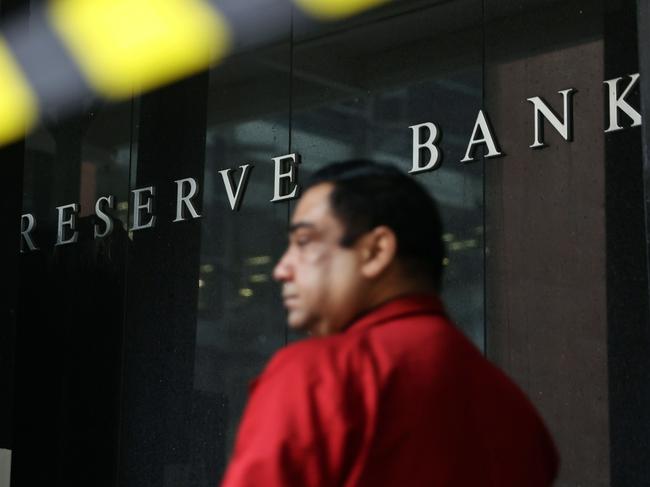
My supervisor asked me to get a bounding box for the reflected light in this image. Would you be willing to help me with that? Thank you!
[200,264,214,273]
[449,239,479,251]
[239,288,254,297]
[250,274,269,283]
[245,256,272,266]
[198,279,205,288]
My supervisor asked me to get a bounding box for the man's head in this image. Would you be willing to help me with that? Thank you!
[273,160,445,336]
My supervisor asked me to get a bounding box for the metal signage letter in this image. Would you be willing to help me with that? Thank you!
[219,164,253,211]
[173,178,202,222]
[461,110,502,162]
[409,122,442,173]
[527,88,575,148]
[20,213,38,252]
[131,186,156,231]
[55,203,79,246]
[604,73,642,132]
[94,195,115,238]
[271,153,301,202]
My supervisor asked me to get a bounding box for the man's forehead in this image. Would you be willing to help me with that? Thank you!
[290,182,335,226]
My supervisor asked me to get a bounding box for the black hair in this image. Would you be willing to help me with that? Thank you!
[304,159,445,289]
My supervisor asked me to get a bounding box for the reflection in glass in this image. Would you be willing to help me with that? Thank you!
[193,43,291,482]
[291,3,484,347]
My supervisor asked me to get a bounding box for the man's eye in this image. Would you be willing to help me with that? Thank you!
[295,238,310,247]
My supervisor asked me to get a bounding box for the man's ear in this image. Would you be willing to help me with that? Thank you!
[359,226,397,279]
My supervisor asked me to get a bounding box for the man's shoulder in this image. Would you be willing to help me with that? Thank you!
[264,307,466,370]
[259,333,367,388]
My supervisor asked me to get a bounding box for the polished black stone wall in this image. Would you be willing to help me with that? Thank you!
[0,0,28,456]
[605,1,650,485]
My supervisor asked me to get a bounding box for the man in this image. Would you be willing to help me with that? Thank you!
[221,160,559,486]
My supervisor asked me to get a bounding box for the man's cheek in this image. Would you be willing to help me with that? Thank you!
[301,272,324,293]
[304,244,331,264]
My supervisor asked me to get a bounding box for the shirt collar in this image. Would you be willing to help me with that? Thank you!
[344,293,447,335]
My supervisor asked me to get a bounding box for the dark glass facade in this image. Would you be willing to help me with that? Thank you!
[1,0,649,486]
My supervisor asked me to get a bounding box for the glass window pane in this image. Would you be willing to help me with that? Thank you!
[291,0,485,347]
[197,46,292,477]
[116,12,292,487]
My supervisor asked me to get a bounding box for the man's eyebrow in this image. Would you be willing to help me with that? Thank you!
[288,222,315,234]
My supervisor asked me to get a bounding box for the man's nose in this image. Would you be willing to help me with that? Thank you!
[273,249,293,282]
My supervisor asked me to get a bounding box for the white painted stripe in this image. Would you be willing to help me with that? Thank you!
[0,449,11,487]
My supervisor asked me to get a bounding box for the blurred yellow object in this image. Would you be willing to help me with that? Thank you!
[293,0,389,20]
[47,0,231,98]
[0,39,37,144]
[0,0,387,146]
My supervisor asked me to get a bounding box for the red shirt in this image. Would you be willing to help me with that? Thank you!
[221,295,559,486]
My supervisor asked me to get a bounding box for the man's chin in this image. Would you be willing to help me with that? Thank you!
[286,311,317,334]
[286,315,308,332]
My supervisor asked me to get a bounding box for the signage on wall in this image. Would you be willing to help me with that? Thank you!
[19,73,642,253]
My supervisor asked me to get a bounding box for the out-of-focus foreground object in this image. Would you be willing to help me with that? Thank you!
[0,0,391,146]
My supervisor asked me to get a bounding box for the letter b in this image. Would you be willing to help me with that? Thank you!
[409,122,442,173]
